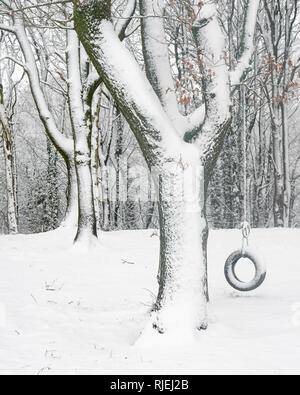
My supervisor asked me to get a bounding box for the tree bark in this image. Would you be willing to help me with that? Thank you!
[115,107,124,229]
[67,30,97,242]
[281,101,291,227]
[62,155,78,228]
[154,162,208,333]
[74,143,97,241]
[2,127,18,234]
[272,102,284,227]
[91,89,102,232]
[0,87,18,234]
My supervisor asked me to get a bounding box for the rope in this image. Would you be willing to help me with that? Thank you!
[243,85,247,223]
[241,220,250,255]
[241,85,250,256]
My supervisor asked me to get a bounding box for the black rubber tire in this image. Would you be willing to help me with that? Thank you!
[224,249,266,292]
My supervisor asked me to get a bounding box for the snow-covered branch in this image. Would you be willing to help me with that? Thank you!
[0,18,72,156]
[13,17,73,156]
[0,0,13,11]
[66,30,86,136]
[0,55,25,69]
[188,2,231,163]
[182,104,206,141]
[114,0,136,40]
[6,0,73,14]
[230,0,261,85]
[0,83,18,234]
[139,0,182,125]
[0,24,15,34]
[74,0,182,166]
[83,1,137,114]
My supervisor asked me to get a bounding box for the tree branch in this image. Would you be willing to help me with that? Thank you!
[114,0,137,40]
[0,55,25,68]
[74,0,182,168]
[0,24,15,34]
[9,0,73,13]
[230,0,261,85]
[12,16,73,157]
[139,0,184,128]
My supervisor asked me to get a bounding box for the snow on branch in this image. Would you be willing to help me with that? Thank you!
[184,1,231,161]
[8,0,73,14]
[0,24,15,34]
[0,0,13,11]
[12,16,73,156]
[83,1,135,111]
[74,0,183,165]
[140,0,183,126]
[0,55,25,69]
[182,104,206,141]
[114,0,137,40]
[230,0,261,86]
[66,29,87,137]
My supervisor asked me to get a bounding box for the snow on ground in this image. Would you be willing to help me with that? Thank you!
[0,227,300,375]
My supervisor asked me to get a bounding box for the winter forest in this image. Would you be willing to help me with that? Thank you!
[0,0,300,376]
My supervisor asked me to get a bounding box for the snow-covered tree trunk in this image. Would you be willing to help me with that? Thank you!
[63,156,78,228]
[270,101,290,228]
[155,162,208,332]
[114,107,124,229]
[98,102,114,231]
[272,102,285,227]
[74,0,259,334]
[91,89,103,232]
[101,163,111,231]
[281,101,290,227]
[67,30,97,242]
[281,0,292,228]
[74,0,211,332]
[45,138,60,231]
[0,86,18,234]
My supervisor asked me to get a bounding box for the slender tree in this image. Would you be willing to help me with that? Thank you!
[0,82,18,234]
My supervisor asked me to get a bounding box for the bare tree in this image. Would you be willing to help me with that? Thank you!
[73,0,260,333]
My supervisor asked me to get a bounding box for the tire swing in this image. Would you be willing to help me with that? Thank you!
[224,87,266,292]
[224,222,266,291]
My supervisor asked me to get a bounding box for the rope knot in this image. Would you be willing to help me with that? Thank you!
[240,221,251,255]
[241,221,251,239]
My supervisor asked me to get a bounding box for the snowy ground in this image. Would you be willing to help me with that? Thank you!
[0,227,300,375]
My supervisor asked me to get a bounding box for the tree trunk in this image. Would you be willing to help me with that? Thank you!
[115,108,123,229]
[281,101,290,227]
[3,136,18,234]
[153,162,208,334]
[0,91,18,235]
[67,30,97,243]
[73,139,97,242]
[91,127,101,233]
[272,104,284,227]
[62,156,78,228]
[45,138,60,230]
[146,171,156,229]
[99,160,110,231]
[91,90,103,233]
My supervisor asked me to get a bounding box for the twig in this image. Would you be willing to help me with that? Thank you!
[122,259,135,265]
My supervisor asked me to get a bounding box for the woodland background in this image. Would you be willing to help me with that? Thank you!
[0,0,299,235]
